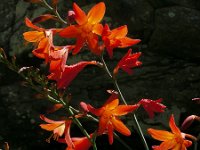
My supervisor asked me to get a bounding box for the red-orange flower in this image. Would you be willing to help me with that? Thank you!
[23,17,60,62]
[81,92,139,144]
[40,115,73,148]
[148,115,193,150]
[102,24,141,58]
[59,2,105,55]
[138,98,166,118]
[113,49,142,75]
[49,45,74,78]
[48,61,97,89]
[59,135,92,150]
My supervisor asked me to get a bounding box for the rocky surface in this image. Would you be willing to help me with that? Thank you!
[0,0,200,149]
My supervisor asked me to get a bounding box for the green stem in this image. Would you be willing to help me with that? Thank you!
[100,54,149,150]
[41,0,67,25]
[59,98,97,150]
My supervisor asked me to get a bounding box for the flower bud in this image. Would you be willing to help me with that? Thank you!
[181,115,199,130]
[67,10,75,24]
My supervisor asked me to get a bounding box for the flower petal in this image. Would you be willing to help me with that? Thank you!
[105,98,119,110]
[169,115,181,135]
[53,123,65,136]
[72,38,85,55]
[119,37,141,48]
[98,115,109,134]
[59,25,79,38]
[25,17,43,31]
[72,136,92,150]
[73,3,87,25]
[50,61,97,89]
[40,115,65,124]
[107,123,114,145]
[87,2,105,24]
[85,103,105,116]
[103,92,119,107]
[64,120,74,148]
[40,123,63,131]
[183,140,192,148]
[87,34,98,53]
[92,23,103,35]
[113,104,139,116]
[111,117,131,136]
[23,31,45,42]
[32,38,50,60]
[109,25,128,39]
[148,128,174,141]
[159,140,176,150]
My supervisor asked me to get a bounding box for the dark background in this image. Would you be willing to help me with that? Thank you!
[0,0,200,149]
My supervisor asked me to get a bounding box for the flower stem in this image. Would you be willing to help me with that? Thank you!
[100,54,149,150]
[41,0,67,25]
[58,98,97,150]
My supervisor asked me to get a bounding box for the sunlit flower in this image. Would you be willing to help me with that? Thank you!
[113,49,142,75]
[81,92,139,144]
[40,115,73,148]
[59,2,105,55]
[138,98,166,118]
[48,61,97,89]
[148,114,193,150]
[102,24,141,58]
[23,18,60,63]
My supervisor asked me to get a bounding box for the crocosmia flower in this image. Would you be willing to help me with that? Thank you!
[138,98,166,118]
[59,2,105,55]
[59,135,92,150]
[102,24,141,58]
[48,61,97,89]
[40,115,73,148]
[49,45,74,78]
[23,18,60,63]
[113,49,142,75]
[81,93,139,144]
[148,115,193,150]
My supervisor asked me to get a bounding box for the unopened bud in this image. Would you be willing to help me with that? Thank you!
[67,10,75,24]
[80,101,89,113]
[181,115,199,130]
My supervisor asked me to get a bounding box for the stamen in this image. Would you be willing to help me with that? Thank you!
[53,134,59,141]
[46,133,54,143]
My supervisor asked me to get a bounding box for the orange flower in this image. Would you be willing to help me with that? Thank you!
[113,49,142,75]
[49,45,74,78]
[48,61,97,89]
[23,18,60,62]
[148,115,193,150]
[59,135,92,150]
[81,92,139,144]
[102,24,141,58]
[59,2,105,55]
[40,115,73,148]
